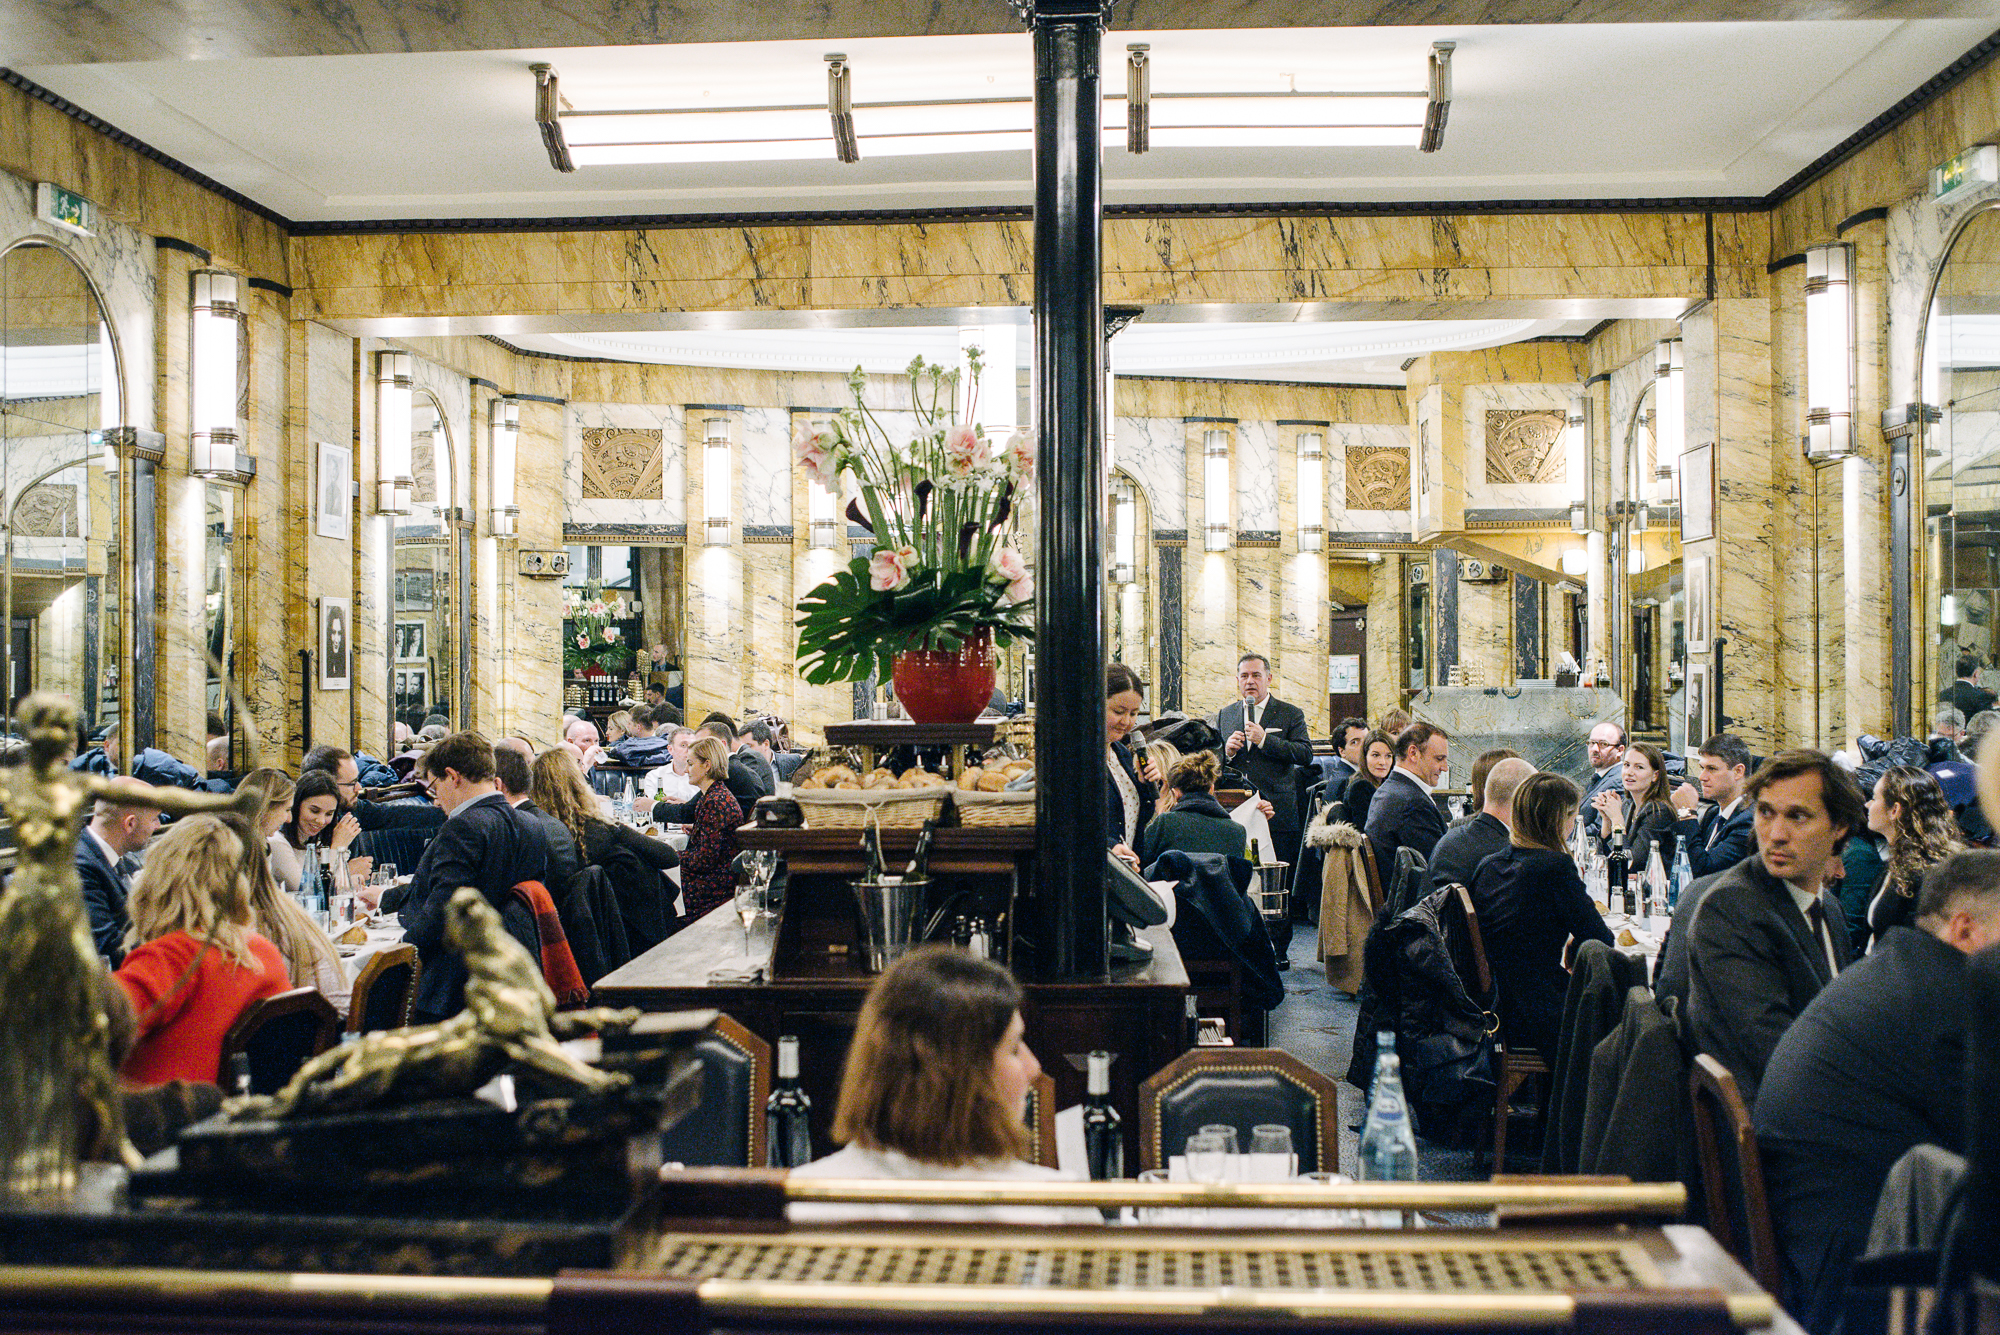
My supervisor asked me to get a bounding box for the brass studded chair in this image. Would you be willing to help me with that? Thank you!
[221,988,342,1095]
[658,1014,772,1168]
[1138,1047,1339,1175]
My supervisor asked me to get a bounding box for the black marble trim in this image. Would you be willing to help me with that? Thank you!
[685,403,746,412]
[1584,372,1613,388]
[563,523,687,540]
[1237,530,1281,543]
[1768,253,1808,274]
[743,524,794,539]
[469,376,501,391]
[465,376,568,407]
[1836,206,1891,235]
[0,67,290,228]
[1328,531,1420,545]
[1158,546,1183,713]
[153,235,210,263]
[246,276,291,298]
[1433,549,1460,688]
[1275,418,1332,427]
[1181,416,1239,424]
[513,392,568,405]
[1152,528,1189,543]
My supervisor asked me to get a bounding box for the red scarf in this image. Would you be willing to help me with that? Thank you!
[509,880,589,1008]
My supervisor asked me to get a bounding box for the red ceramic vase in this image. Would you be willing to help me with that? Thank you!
[891,629,997,724]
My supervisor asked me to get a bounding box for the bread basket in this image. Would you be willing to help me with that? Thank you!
[794,787,946,828]
[951,787,1036,827]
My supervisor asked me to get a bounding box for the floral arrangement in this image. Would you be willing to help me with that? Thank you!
[563,585,638,674]
[793,354,1035,685]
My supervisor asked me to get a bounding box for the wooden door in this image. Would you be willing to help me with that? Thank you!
[1328,610,1366,726]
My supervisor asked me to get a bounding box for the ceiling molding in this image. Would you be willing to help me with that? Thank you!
[6,23,1999,238]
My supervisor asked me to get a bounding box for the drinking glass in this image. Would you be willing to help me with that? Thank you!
[1184,1131,1229,1187]
[1198,1123,1240,1156]
[1250,1124,1297,1179]
[735,881,769,956]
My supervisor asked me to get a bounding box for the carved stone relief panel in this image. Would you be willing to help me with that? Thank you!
[1484,409,1567,485]
[411,430,437,505]
[581,427,665,501]
[1346,445,1410,511]
[14,483,78,537]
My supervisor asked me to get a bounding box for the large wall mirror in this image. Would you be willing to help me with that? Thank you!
[562,543,686,721]
[390,389,467,740]
[1919,203,2000,714]
[0,239,121,734]
[1616,376,1685,746]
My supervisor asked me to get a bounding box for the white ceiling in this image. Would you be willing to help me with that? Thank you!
[512,316,1602,383]
[18,19,1998,222]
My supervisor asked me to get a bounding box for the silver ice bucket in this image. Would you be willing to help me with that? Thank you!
[1249,862,1290,923]
[853,875,929,972]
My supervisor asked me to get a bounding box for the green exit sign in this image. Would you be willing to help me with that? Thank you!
[1932,145,1998,202]
[34,182,95,237]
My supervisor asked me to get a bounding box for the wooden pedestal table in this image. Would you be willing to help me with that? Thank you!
[593,823,1190,1166]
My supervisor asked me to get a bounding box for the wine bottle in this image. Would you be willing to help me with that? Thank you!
[860,821,885,882]
[1184,993,1201,1050]
[1606,843,1631,917]
[904,818,936,880]
[1082,1050,1123,1181]
[765,1035,814,1169]
[1249,837,1263,866]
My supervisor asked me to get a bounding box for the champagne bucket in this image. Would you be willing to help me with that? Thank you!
[1249,862,1290,923]
[853,875,929,972]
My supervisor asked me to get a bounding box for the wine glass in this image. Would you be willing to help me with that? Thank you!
[1185,1131,1228,1187]
[735,881,769,957]
[1250,1124,1297,1180]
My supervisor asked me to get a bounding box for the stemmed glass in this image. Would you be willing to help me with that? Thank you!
[735,880,769,957]
[1185,1130,1229,1187]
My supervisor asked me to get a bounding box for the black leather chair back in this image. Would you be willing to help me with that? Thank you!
[1141,1049,1340,1175]
[1389,847,1430,917]
[351,825,430,878]
[224,988,340,1095]
[658,1017,770,1167]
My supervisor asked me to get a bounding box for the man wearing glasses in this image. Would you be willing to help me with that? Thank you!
[301,744,447,838]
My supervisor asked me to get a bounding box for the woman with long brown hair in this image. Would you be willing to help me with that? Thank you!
[235,768,350,1012]
[1862,765,1962,950]
[790,945,1092,1223]
[1591,740,1680,870]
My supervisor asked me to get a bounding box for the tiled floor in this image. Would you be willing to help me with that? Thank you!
[1266,926,1485,1184]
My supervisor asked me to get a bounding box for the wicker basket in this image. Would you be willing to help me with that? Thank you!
[795,787,947,828]
[950,788,1036,827]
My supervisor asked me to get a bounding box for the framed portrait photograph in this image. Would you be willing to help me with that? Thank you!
[1686,664,1709,745]
[395,620,426,663]
[1679,444,1714,543]
[319,597,351,690]
[1685,555,1712,655]
[316,441,352,541]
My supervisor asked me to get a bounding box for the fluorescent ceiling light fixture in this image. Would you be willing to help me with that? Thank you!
[533,46,1449,166]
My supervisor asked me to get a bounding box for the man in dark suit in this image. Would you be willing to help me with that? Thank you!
[393,732,550,1023]
[1215,653,1315,909]
[74,777,159,963]
[1753,850,2000,1334]
[1940,652,1996,723]
[301,744,446,838]
[1364,721,1451,879]
[1578,721,1626,842]
[1429,756,1533,891]
[1672,733,1757,878]
[494,739,580,894]
[1687,749,1866,1106]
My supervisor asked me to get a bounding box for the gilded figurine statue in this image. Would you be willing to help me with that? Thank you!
[0,693,263,1196]
[230,887,641,1121]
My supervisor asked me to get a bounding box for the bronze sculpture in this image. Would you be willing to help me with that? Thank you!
[0,694,262,1196]
[229,887,641,1120]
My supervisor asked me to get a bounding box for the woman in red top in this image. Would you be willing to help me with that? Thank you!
[115,814,291,1086]
[678,734,744,923]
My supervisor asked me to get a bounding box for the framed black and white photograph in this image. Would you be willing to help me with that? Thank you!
[394,667,429,718]
[316,441,352,541]
[395,620,426,663]
[319,597,351,690]
[1685,664,1709,746]
[1679,444,1714,543]
[1686,555,1712,654]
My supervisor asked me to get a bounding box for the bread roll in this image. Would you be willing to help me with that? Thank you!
[958,767,985,791]
[816,764,858,787]
[863,768,897,789]
[977,770,1009,792]
[834,780,862,791]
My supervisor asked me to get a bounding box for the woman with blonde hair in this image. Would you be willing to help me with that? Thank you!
[676,734,744,923]
[113,815,291,1085]
[790,945,1092,1224]
[233,768,352,1011]
[1138,751,1247,866]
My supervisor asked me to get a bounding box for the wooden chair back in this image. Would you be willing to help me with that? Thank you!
[1689,1053,1781,1294]
[1358,838,1386,916]
[346,944,420,1033]
[1443,883,1494,997]
[1138,1047,1341,1176]
[222,988,341,1095]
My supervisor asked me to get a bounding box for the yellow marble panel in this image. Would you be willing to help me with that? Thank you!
[1113,378,1404,426]
[152,245,207,767]
[1845,217,1893,747]
[1365,556,1404,725]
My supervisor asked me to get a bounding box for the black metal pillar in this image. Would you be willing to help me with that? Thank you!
[1026,0,1108,980]
[1889,430,1912,737]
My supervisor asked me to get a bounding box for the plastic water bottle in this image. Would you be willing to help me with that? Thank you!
[1670,843,1691,912]
[616,777,634,824]
[1645,848,1670,932]
[299,844,325,916]
[1358,1031,1419,1226]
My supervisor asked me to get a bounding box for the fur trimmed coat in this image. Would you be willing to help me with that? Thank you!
[1308,812,1374,994]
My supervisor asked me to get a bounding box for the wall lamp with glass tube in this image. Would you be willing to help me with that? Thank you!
[1203,430,1232,552]
[1296,430,1325,552]
[1112,484,1137,584]
[376,351,413,515]
[1566,401,1592,533]
[1804,242,1856,462]
[1653,337,1684,461]
[489,398,519,538]
[703,417,732,545]
[190,270,253,482]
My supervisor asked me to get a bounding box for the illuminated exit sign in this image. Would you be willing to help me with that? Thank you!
[1932,145,1998,203]
[35,182,95,237]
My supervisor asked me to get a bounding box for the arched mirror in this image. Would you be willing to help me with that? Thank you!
[391,390,464,739]
[1616,377,1686,746]
[1918,204,2000,716]
[0,240,120,733]
[1106,470,1155,691]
